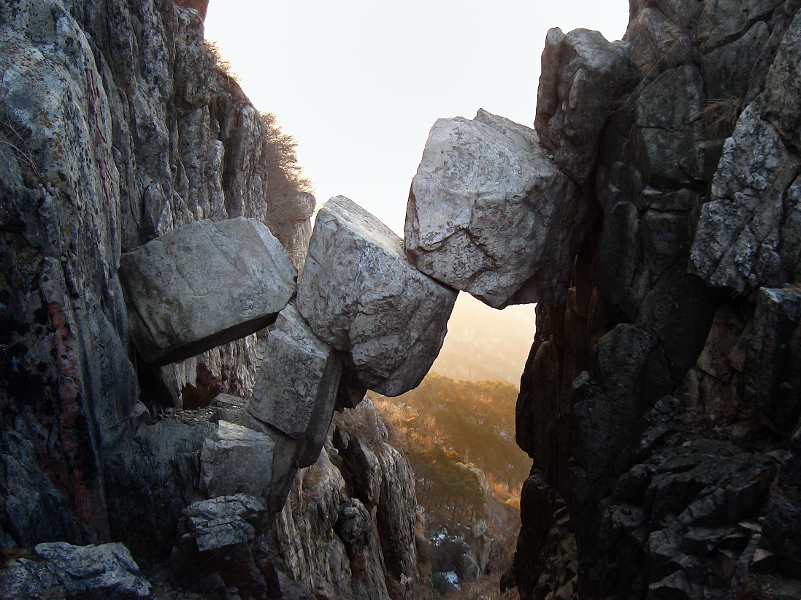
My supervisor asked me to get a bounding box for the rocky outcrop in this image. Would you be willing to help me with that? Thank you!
[535,28,640,184]
[0,0,317,589]
[298,195,457,396]
[691,99,801,293]
[272,399,425,600]
[405,109,596,308]
[120,217,297,366]
[0,542,153,599]
[513,0,801,599]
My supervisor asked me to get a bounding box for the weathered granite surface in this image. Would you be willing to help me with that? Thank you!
[0,542,153,600]
[535,27,640,184]
[273,399,423,600]
[298,195,456,396]
[406,109,596,308]
[513,1,801,599]
[248,304,341,467]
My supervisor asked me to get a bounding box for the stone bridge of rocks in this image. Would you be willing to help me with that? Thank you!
[119,108,605,517]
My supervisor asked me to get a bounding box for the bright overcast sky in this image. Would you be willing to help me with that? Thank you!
[205,1,630,235]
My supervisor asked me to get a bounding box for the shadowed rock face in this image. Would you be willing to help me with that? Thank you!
[119,217,297,366]
[535,27,640,185]
[405,109,596,309]
[298,195,457,396]
[513,1,801,599]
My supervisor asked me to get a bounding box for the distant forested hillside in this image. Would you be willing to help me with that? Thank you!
[429,295,536,384]
[374,374,532,516]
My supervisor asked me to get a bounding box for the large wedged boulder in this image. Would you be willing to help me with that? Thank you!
[405,109,595,308]
[297,196,457,397]
[535,28,640,184]
[248,304,342,467]
[119,217,297,366]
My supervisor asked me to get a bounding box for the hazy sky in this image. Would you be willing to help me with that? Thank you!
[205,1,629,235]
[204,2,630,375]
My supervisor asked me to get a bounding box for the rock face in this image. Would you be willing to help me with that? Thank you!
[0,0,315,593]
[248,304,342,467]
[690,99,801,293]
[513,1,801,599]
[297,195,457,396]
[120,217,296,366]
[405,109,596,308]
[535,27,640,184]
[273,399,424,600]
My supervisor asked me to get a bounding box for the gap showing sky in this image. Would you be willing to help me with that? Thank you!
[205,1,629,234]
[204,2,630,380]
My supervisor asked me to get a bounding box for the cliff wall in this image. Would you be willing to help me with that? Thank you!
[0,2,428,598]
[514,1,801,599]
[0,0,310,560]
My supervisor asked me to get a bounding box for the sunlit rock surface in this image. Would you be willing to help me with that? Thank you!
[405,109,596,308]
[297,195,457,396]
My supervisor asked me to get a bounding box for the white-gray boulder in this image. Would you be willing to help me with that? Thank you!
[247,304,342,467]
[297,196,457,396]
[406,109,595,308]
[119,217,296,366]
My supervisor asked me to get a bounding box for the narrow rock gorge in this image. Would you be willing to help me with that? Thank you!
[1,0,800,599]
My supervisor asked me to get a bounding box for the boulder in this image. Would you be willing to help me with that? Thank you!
[119,217,296,366]
[0,542,152,600]
[200,420,276,498]
[535,28,640,184]
[690,99,801,292]
[297,196,456,396]
[170,495,280,598]
[406,110,595,308]
[247,304,342,467]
